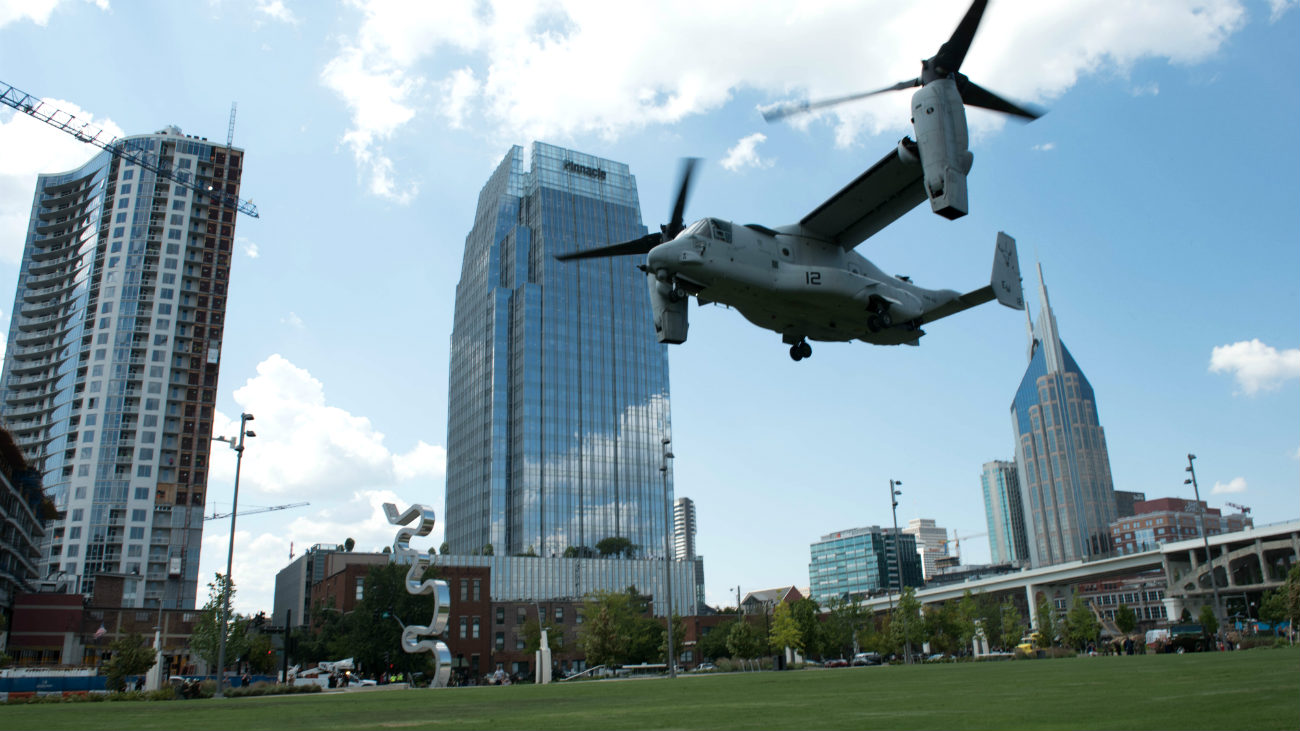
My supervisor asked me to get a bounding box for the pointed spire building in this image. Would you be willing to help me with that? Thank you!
[1010,266,1118,566]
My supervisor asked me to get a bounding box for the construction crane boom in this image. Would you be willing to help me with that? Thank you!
[0,79,259,218]
[942,530,988,561]
[205,501,309,521]
[1224,502,1251,514]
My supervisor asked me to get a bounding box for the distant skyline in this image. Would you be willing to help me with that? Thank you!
[1,0,1296,615]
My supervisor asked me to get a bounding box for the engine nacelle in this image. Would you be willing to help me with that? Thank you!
[911,79,973,220]
[647,271,688,344]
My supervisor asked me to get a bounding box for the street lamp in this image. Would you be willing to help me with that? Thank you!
[1184,453,1223,645]
[888,479,910,665]
[213,412,255,698]
[660,436,676,679]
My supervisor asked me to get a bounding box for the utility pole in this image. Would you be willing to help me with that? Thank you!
[1185,454,1223,645]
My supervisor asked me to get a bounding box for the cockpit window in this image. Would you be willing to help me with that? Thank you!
[683,217,732,242]
[708,218,732,243]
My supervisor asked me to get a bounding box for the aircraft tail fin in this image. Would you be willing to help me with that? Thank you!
[991,232,1024,310]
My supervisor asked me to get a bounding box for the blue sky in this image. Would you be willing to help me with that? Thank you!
[1,0,1296,615]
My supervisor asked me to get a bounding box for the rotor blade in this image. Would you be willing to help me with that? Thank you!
[666,158,700,240]
[762,79,920,122]
[932,0,988,74]
[959,80,1043,120]
[553,233,662,261]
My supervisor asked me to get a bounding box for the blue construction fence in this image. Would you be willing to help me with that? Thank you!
[0,673,276,700]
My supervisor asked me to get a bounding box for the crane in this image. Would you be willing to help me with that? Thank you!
[0,78,259,218]
[942,530,987,562]
[205,502,309,522]
[1224,502,1251,515]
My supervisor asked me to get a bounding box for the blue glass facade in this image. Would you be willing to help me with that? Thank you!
[1009,266,1117,567]
[981,460,1028,564]
[445,143,673,561]
[808,526,921,605]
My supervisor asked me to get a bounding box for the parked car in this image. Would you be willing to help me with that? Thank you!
[691,663,717,673]
[824,658,850,668]
[852,652,882,666]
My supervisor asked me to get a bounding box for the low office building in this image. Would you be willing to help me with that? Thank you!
[1110,498,1253,554]
[809,526,922,605]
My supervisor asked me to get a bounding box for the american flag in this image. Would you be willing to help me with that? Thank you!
[94,624,107,639]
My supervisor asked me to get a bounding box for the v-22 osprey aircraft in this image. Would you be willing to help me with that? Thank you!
[558,0,1040,361]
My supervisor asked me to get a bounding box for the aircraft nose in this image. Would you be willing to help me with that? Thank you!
[647,237,701,271]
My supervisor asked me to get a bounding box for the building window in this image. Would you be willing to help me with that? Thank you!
[517,608,526,625]
[459,617,467,640]
[496,607,504,625]
[494,632,504,650]
[473,578,481,602]
[555,607,564,624]
[355,577,364,601]
[472,617,480,639]
[460,579,468,602]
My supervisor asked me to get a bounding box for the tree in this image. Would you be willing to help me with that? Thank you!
[890,587,925,660]
[347,561,443,677]
[954,590,980,655]
[103,633,156,691]
[439,542,450,555]
[789,598,822,657]
[820,595,866,659]
[696,619,735,661]
[769,602,802,656]
[344,537,355,552]
[189,573,250,672]
[595,536,636,558]
[1259,588,1287,636]
[246,632,278,675]
[1034,595,1057,646]
[661,614,686,666]
[1198,604,1219,637]
[726,619,765,659]
[1115,604,1138,635]
[482,544,494,556]
[999,601,1025,650]
[578,588,659,666]
[1065,597,1100,650]
[522,618,563,654]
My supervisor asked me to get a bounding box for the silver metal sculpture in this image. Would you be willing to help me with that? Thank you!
[383,502,452,688]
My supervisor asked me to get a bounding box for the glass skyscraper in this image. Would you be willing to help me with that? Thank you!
[1010,265,1117,567]
[981,459,1028,564]
[1,127,245,608]
[444,143,673,562]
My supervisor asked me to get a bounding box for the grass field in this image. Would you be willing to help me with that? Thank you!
[4,648,1297,730]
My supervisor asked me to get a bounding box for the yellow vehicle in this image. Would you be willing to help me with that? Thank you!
[1015,632,1045,654]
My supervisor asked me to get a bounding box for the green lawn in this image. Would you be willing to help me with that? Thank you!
[4,649,1297,730]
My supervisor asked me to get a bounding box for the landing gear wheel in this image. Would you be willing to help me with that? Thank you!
[789,344,804,361]
[878,311,892,328]
[798,341,812,359]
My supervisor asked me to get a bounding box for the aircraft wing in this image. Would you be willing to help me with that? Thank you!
[799,139,926,250]
[918,286,994,325]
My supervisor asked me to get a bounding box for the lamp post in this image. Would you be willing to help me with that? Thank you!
[660,437,676,679]
[889,479,909,665]
[1184,453,1222,646]
[213,413,255,698]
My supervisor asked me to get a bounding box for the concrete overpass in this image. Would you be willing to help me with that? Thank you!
[859,519,1300,629]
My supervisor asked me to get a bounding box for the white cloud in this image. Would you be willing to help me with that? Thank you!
[1211,476,1247,494]
[721,133,774,172]
[254,0,297,24]
[0,0,107,27]
[1209,339,1300,395]
[0,103,124,262]
[238,237,260,258]
[199,354,446,614]
[1129,82,1160,96]
[321,0,1251,197]
[280,311,303,328]
[1032,142,1056,152]
[1267,0,1298,22]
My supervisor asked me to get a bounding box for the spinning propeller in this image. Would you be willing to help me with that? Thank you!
[762,0,1041,123]
[554,157,700,262]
